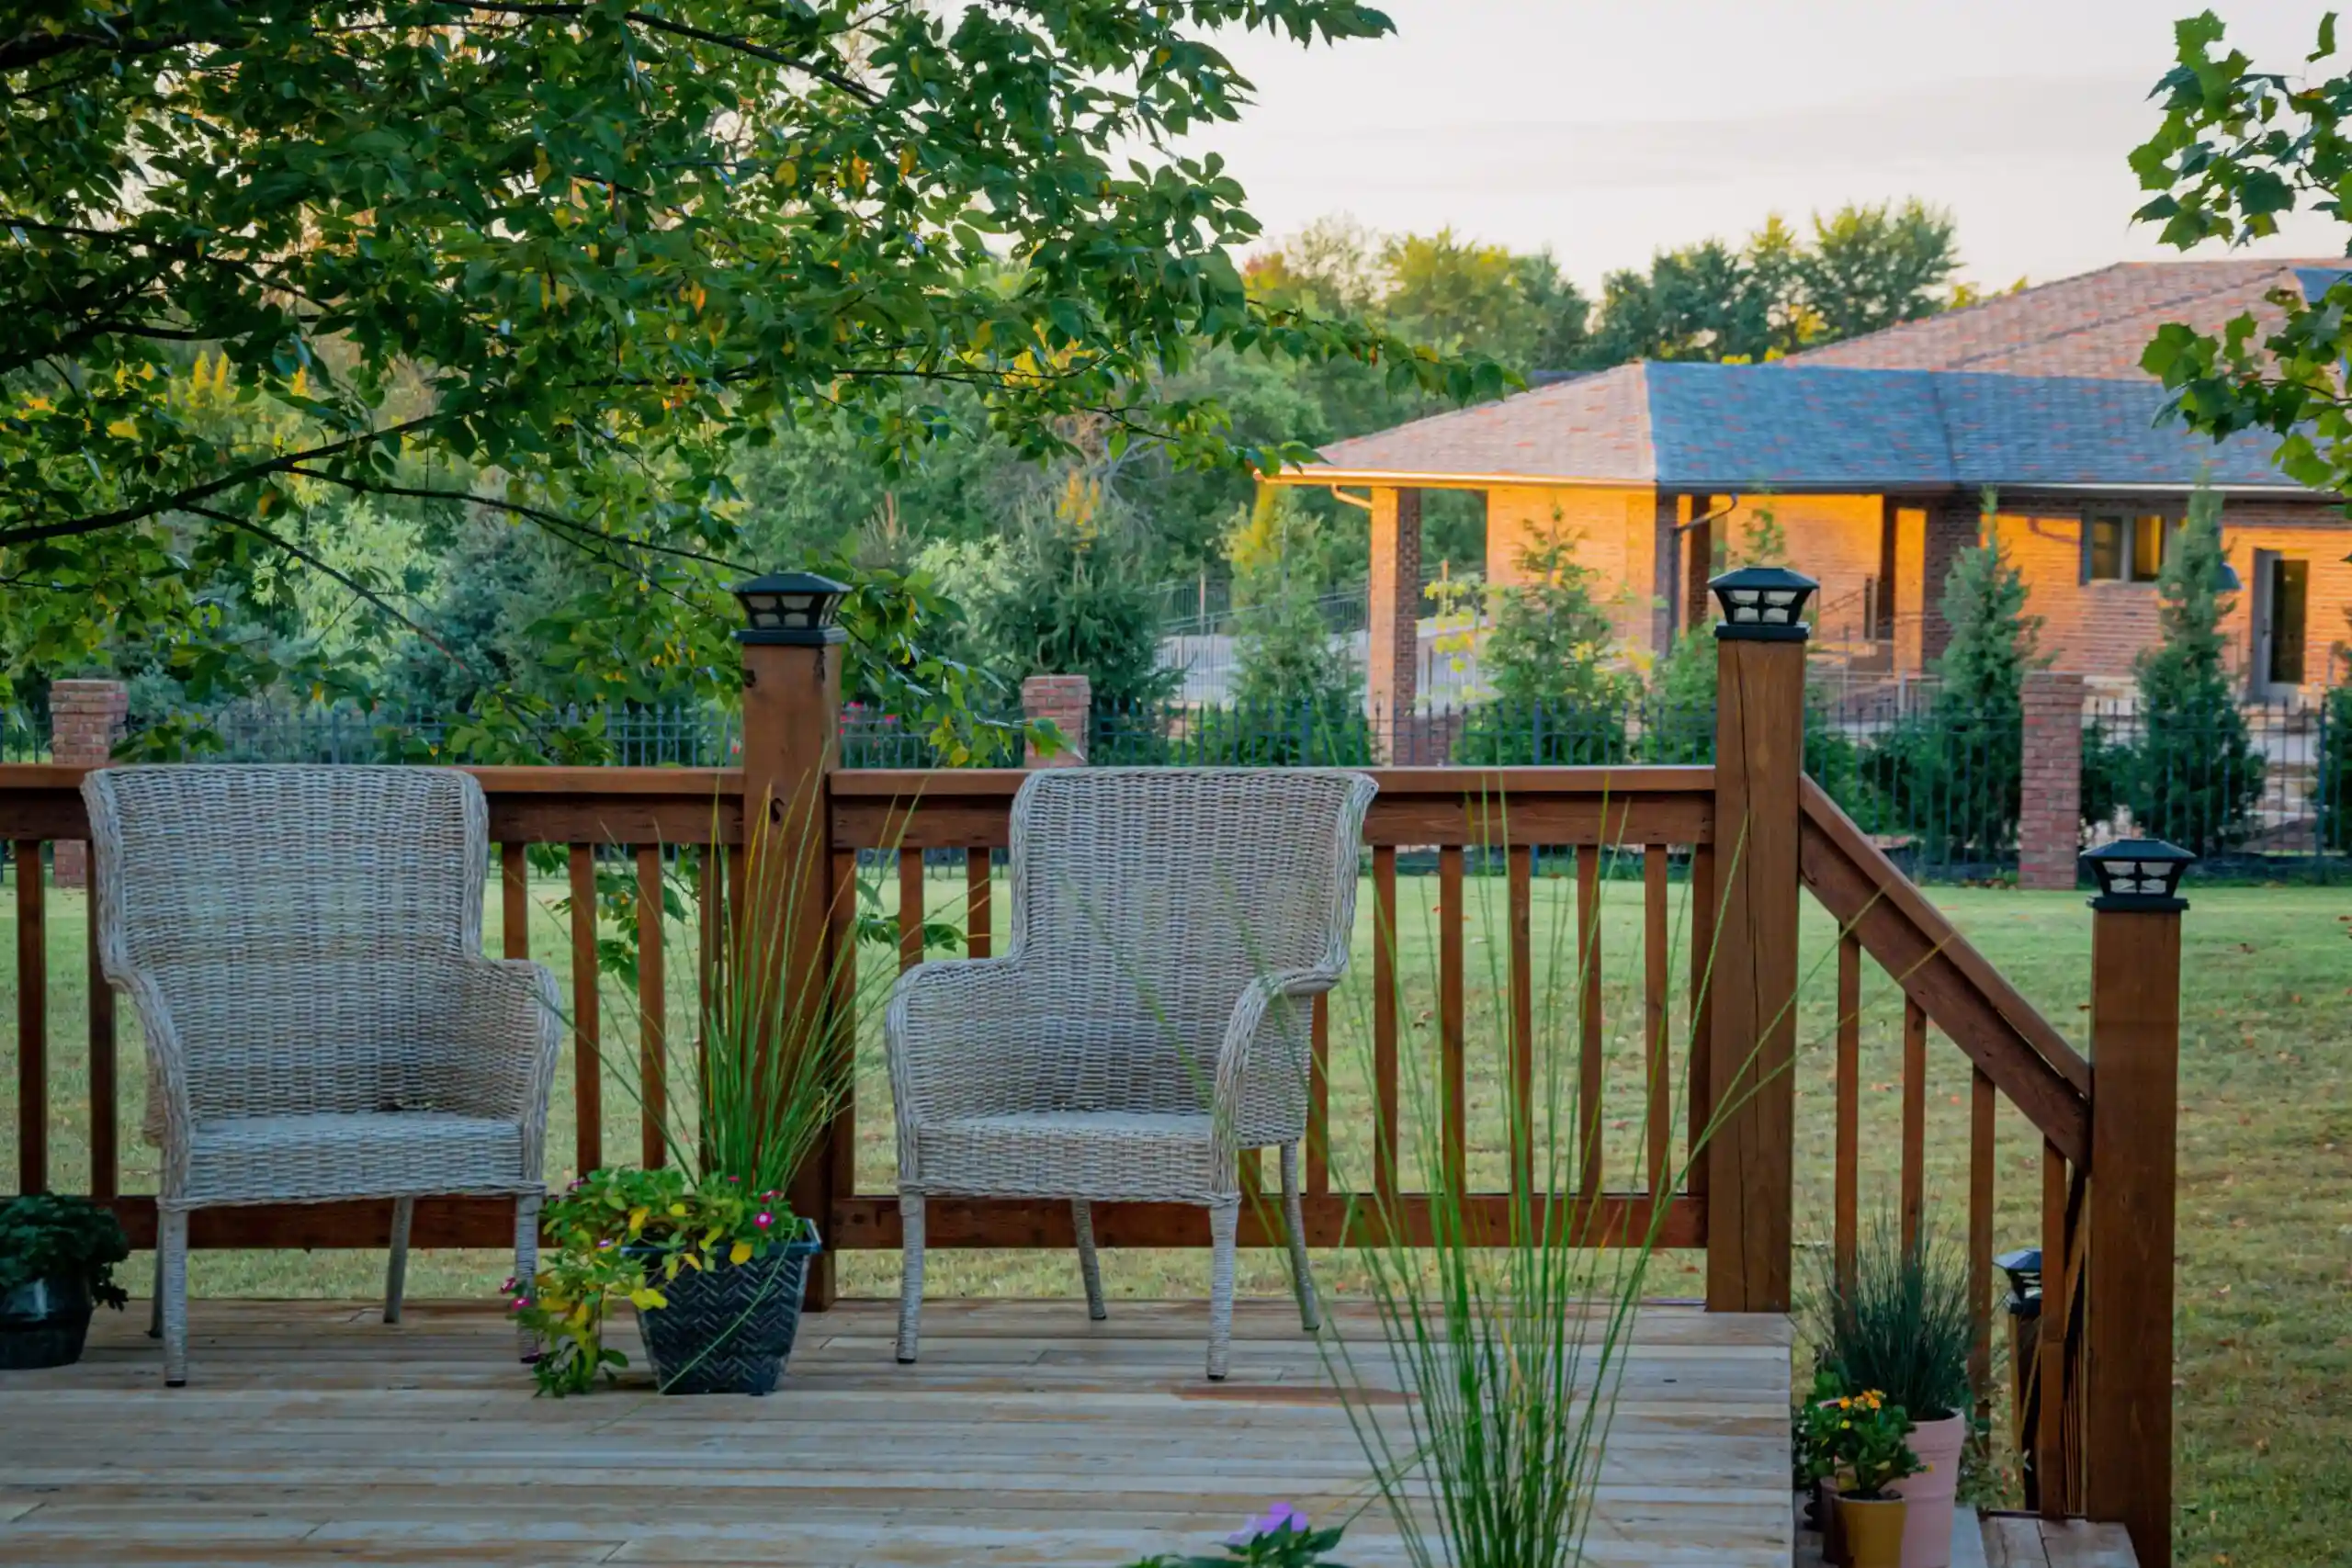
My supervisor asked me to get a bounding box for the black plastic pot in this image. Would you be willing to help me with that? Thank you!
[0,1274,95,1371]
[628,1221,820,1395]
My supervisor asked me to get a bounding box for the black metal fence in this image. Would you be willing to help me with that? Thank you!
[2082,694,2350,877]
[46,685,2352,884]
[1,704,46,763]
[119,699,741,767]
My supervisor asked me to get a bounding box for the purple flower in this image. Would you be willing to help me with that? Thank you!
[511,1295,530,1310]
[1227,1503,1309,1546]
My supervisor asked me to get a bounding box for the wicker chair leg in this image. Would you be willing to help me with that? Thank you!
[384,1197,414,1325]
[897,1192,926,1364]
[1206,1197,1239,1382]
[159,1206,190,1387]
[513,1193,541,1361]
[1280,1143,1320,1334]
[148,1247,163,1339]
[1072,1199,1108,1321]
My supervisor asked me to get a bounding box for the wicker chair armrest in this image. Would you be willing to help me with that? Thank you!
[112,968,195,1149]
[1212,967,1338,1156]
[445,957,565,1134]
[885,959,1055,1136]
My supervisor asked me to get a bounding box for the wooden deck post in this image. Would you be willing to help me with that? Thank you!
[2082,841,2188,1568]
[733,572,848,1311]
[1704,567,1814,1313]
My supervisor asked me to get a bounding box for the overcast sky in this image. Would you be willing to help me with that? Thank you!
[1199,1,2342,291]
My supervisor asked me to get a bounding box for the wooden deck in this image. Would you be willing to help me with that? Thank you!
[0,1296,1792,1567]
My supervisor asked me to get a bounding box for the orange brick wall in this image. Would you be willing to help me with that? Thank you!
[1991,493,2352,688]
[1484,484,1659,654]
[1714,493,1885,644]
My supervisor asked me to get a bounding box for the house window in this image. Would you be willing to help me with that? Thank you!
[2086,512,2169,582]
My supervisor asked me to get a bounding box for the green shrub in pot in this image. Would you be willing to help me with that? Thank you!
[0,1194,131,1370]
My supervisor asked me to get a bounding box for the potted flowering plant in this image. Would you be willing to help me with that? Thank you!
[0,1194,131,1371]
[519,1166,823,1395]
[1812,1222,1974,1567]
[1802,1389,1922,1568]
[517,824,845,1397]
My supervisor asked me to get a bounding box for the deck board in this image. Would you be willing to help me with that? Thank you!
[0,1297,1792,1567]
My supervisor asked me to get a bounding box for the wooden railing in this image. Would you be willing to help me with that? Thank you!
[0,591,2182,1568]
[3,763,743,1250]
[829,765,1718,1257]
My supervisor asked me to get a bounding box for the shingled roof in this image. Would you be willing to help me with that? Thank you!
[1787,258,2346,379]
[1296,359,2311,493]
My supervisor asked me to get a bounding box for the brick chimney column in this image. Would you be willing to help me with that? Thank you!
[48,679,129,887]
[1022,674,1091,767]
[2018,670,2086,891]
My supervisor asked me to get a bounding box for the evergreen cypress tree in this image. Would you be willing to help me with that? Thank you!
[1862,493,2041,867]
[1454,512,1632,764]
[1216,491,1371,763]
[2126,486,2263,855]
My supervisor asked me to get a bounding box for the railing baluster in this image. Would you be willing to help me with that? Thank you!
[1576,843,1602,1201]
[1373,844,1398,1201]
[1835,932,1860,1294]
[567,845,603,1176]
[635,846,666,1169]
[897,846,924,975]
[88,851,117,1202]
[1644,844,1669,1201]
[16,840,47,1194]
[1686,843,1714,1200]
[1438,842,1466,1196]
[1508,842,1534,1201]
[827,846,859,1213]
[1902,996,1928,1255]
[1968,1065,1996,1429]
[500,843,529,963]
[1307,993,1329,1197]
[2039,1141,2071,1518]
[964,848,991,959]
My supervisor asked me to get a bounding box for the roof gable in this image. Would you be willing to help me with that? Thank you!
[1294,359,2308,494]
[1785,259,2330,380]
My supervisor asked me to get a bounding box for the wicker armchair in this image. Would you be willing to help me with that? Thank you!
[887,767,1375,1380]
[82,765,562,1386]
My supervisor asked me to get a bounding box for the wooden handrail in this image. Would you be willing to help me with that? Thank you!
[1797,776,2091,1168]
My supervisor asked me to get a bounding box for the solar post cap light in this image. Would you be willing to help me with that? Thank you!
[2079,838,2196,911]
[732,571,850,646]
[1707,565,1818,641]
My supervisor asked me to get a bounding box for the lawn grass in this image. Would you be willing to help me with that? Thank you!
[2,861,2344,1562]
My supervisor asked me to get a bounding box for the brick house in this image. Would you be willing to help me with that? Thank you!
[1267,259,2352,716]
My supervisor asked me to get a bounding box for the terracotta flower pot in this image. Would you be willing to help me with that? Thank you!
[1836,1494,1908,1568]
[1887,1412,1967,1567]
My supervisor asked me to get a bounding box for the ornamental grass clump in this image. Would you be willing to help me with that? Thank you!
[1309,802,1776,1568]
[1808,1216,1973,1424]
[517,786,867,1395]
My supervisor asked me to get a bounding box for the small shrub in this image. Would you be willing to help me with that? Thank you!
[0,1193,130,1308]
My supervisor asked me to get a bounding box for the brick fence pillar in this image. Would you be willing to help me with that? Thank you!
[2018,670,2086,891]
[48,679,130,887]
[1022,674,1091,768]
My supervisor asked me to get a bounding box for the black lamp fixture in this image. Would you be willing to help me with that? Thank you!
[731,570,849,646]
[2079,837,2196,911]
[1707,565,1818,641]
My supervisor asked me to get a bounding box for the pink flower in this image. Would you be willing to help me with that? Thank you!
[511,1295,529,1310]
[754,1212,773,1229]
